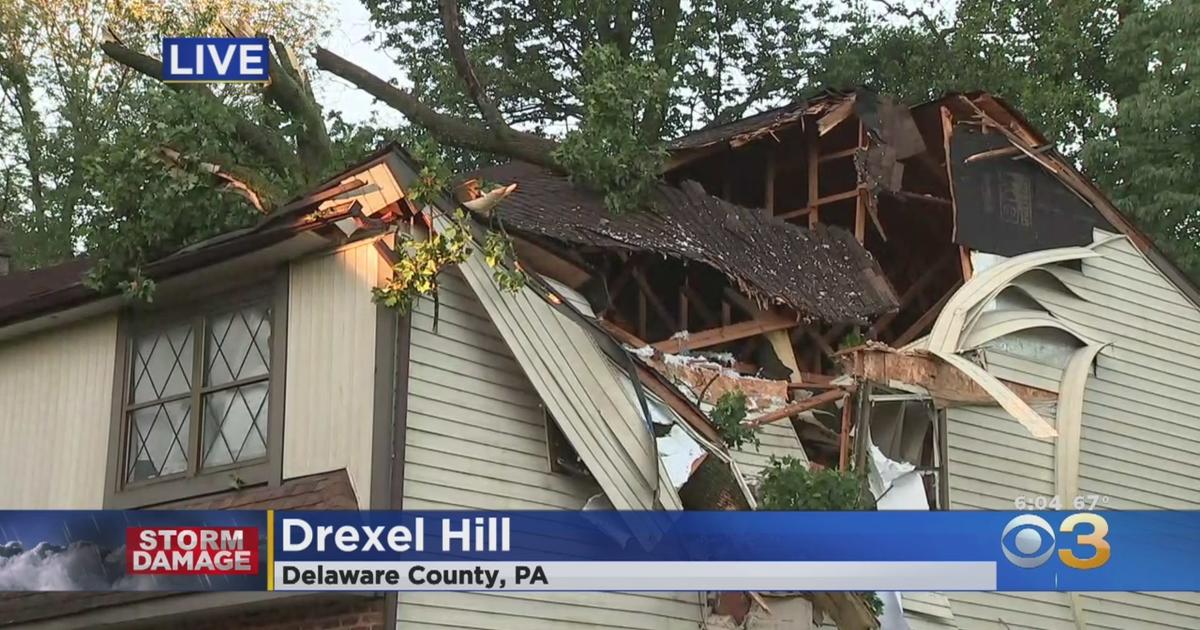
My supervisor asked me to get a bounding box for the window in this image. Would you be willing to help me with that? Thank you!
[107,280,286,507]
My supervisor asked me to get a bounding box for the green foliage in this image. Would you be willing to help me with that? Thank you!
[838,327,865,351]
[709,390,760,450]
[863,592,884,618]
[553,45,669,215]
[363,0,821,137]
[0,0,335,273]
[757,456,875,511]
[1081,0,1200,280]
[372,210,473,315]
[80,92,264,296]
[482,228,526,293]
[361,0,830,215]
[804,0,1121,152]
[406,138,454,205]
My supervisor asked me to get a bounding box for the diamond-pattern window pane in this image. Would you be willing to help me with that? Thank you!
[202,382,268,468]
[206,305,271,387]
[126,400,191,482]
[130,323,193,404]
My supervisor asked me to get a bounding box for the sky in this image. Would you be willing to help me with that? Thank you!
[313,0,407,126]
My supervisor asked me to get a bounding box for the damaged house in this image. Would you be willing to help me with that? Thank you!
[0,87,1198,630]
[0,141,874,628]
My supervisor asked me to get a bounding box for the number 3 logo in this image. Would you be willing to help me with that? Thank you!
[1058,513,1111,570]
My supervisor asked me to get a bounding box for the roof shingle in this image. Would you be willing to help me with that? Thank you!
[470,162,897,324]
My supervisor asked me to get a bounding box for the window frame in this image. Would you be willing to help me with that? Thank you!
[104,271,288,508]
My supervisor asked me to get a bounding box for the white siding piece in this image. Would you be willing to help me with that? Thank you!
[983,351,1065,394]
[927,247,1098,354]
[903,592,960,629]
[962,310,1097,351]
[1054,344,1107,505]
[448,226,660,515]
[315,160,404,217]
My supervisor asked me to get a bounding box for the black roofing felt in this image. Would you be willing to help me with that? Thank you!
[470,162,898,324]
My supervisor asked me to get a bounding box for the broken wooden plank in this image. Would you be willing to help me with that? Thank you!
[778,189,861,221]
[745,389,846,429]
[963,145,1022,163]
[807,130,819,228]
[854,121,867,243]
[958,96,1061,174]
[818,146,860,163]
[513,236,592,288]
[842,346,1057,407]
[854,189,867,243]
[817,97,857,136]
[839,391,852,471]
[653,313,795,353]
[765,151,777,213]
[941,105,959,243]
[884,190,953,207]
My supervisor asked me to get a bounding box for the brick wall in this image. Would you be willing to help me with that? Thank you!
[173,596,386,630]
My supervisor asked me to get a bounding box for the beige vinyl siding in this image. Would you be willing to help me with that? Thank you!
[282,240,380,504]
[943,349,1072,629]
[940,234,1200,628]
[984,350,1065,394]
[0,314,116,508]
[732,421,808,479]
[452,241,662,513]
[315,159,404,216]
[397,269,704,629]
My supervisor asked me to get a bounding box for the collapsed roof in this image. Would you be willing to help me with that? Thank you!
[469,161,898,325]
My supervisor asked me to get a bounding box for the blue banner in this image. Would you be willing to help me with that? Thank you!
[0,510,1194,592]
[161,37,270,82]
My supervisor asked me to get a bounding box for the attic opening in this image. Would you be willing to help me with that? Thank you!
[667,91,961,368]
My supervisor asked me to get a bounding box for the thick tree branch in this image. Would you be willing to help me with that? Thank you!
[315,47,560,168]
[218,20,332,184]
[438,0,510,134]
[265,38,332,183]
[0,48,46,209]
[99,40,300,181]
[642,0,682,141]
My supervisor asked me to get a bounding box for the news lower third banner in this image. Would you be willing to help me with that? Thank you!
[0,510,1195,592]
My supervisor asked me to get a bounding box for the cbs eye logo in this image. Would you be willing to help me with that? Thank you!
[1001,513,1111,570]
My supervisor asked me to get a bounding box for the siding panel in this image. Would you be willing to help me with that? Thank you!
[282,241,379,503]
[0,315,116,508]
[398,269,702,628]
[943,236,1200,629]
[732,421,809,479]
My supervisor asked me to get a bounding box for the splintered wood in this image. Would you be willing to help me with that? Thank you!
[642,353,789,410]
[842,345,1056,407]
